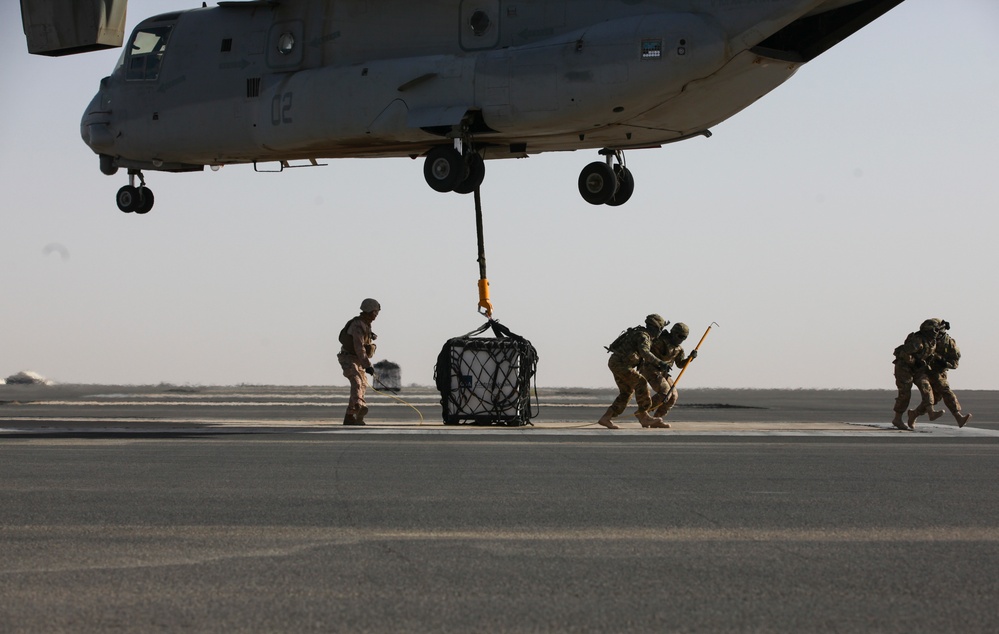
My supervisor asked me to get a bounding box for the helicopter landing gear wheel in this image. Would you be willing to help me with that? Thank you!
[116,186,139,213]
[424,146,464,193]
[606,165,634,207]
[117,170,155,214]
[134,187,154,214]
[579,150,636,206]
[453,153,485,194]
[578,162,617,205]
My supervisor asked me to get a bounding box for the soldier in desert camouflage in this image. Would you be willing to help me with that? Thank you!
[597,314,672,430]
[892,318,942,430]
[915,320,972,428]
[641,322,698,420]
[337,298,380,426]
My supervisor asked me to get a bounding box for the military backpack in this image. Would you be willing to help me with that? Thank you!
[606,327,644,354]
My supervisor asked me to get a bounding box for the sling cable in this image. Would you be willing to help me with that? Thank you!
[474,187,493,318]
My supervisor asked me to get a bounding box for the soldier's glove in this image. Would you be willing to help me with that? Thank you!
[659,361,671,372]
[365,367,374,376]
[689,350,698,360]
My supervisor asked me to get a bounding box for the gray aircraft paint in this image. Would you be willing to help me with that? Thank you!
[69,0,906,206]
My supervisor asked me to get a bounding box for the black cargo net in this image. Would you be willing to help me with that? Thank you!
[434,320,539,426]
[372,360,401,392]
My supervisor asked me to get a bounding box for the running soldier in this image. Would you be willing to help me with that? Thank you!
[892,319,942,430]
[923,320,972,428]
[597,314,672,429]
[337,298,380,425]
[641,322,698,419]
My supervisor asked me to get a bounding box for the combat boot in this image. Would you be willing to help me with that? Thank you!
[654,402,671,418]
[636,411,670,429]
[343,410,364,426]
[957,412,972,428]
[906,409,919,430]
[890,412,907,430]
[928,410,944,422]
[355,405,369,424]
[597,412,619,429]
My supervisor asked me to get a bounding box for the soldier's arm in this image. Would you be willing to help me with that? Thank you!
[677,347,694,367]
[639,342,665,368]
[945,340,961,369]
[349,322,372,368]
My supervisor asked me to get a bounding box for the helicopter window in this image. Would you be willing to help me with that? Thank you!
[276,32,296,55]
[469,11,491,37]
[125,25,173,81]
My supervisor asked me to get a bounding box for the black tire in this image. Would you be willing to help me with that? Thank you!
[116,185,139,213]
[424,146,463,193]
[578,162,617,205]
[453,154,486,194]
[134,187,155,214]
[606,166,635,206]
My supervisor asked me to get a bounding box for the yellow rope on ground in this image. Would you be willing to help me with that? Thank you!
[370,385,426,425]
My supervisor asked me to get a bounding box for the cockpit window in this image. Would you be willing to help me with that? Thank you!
[125,25,173,81]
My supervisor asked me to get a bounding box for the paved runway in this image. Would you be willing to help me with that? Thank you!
[2,384,997,436]
[2,385,998,632]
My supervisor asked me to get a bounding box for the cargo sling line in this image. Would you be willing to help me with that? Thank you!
[431,186,539,426]
[475,187,493,318]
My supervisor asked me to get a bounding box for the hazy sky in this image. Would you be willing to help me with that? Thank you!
[2,1,997,389]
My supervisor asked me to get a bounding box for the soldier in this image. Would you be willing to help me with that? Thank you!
[337,298,380,426]
[892,319,942,430]
[641,322,698,419]
[922,320,972,428]
[597,314,672,429]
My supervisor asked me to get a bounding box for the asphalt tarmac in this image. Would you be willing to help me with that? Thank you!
[2,386,998,632]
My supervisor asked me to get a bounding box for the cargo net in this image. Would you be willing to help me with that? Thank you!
[372,360,401,392]
[434,320,539,426]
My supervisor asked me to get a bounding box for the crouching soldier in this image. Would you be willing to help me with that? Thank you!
[642,322,698,419]
[597,314,672,430]
[892,318,941,430]
[923,320,972,428]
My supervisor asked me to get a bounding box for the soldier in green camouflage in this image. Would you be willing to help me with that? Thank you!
[918,321,972,428]
[641,322,698,419]
[892,319,942,430]
[597,314,671,429]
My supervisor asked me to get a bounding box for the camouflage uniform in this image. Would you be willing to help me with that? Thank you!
[928,332,970,426]
[337,306,378,424]
[641,330,694,418]
[892,325,936,428]
[598,316,669,428]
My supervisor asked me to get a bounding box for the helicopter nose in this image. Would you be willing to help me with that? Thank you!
[80,87,114,152]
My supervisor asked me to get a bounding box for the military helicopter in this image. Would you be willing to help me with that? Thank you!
[26,0,905,213]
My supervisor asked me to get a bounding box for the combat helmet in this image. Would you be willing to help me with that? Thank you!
[671,322,690,340]
[920,318,941,332]
[360,298,381,312]
[645,314,667,333]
